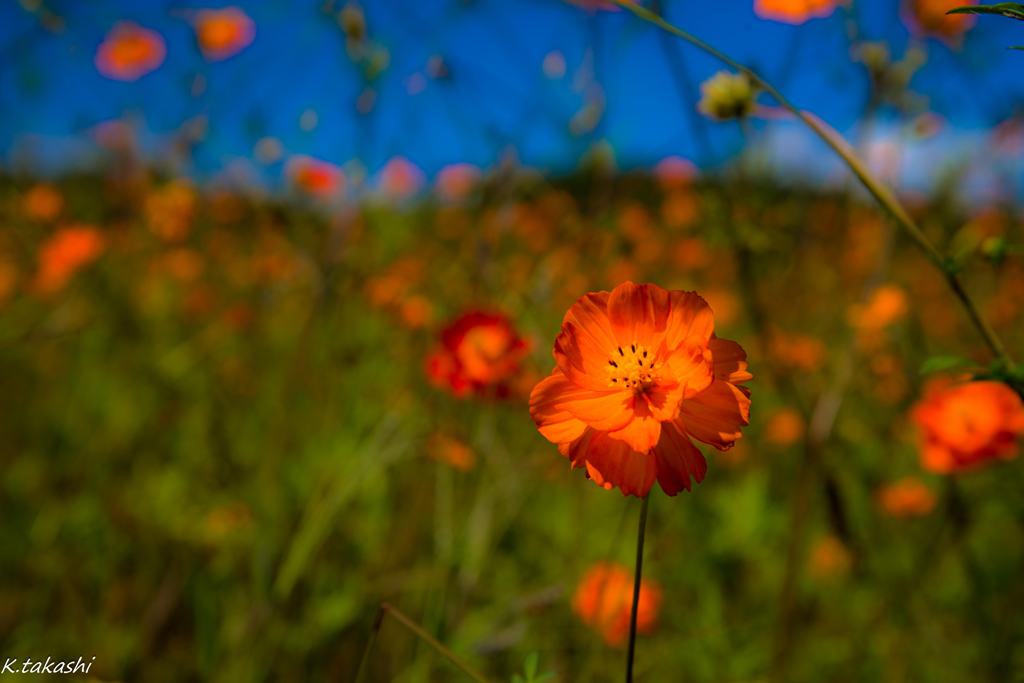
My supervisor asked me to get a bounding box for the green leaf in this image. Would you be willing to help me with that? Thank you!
[946,3,1024,20]
[1010,45,1024,49]
[919,356,980,375]
[524,653,538,680]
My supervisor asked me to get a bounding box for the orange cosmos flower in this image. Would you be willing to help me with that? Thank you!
[193,7,256,62]
[877,477,937,517]
[95,21,166,82]
[754,0,843,24]
[530,282,752,498]
[426,311,530,399]
[902,0,977,43]
[572,562,662,647]
[23,184,64,222]
[911,378,1024,474]
[33,226,106,294]
[287,155,345,199]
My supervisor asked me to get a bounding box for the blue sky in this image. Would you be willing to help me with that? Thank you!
[2,0,1023,196]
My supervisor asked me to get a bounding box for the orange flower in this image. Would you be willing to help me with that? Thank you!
[287,155,345,199]
[193,7,256,62]
[846,284,907,330]
[380,156,425,200]
[754,0,843,24]
[95,21,166,82]
[911,378,1024,474]
[23,184,64,222]
[434,163,482,203]
[877,477,937,517]
[765,407,805,447]
[34,226,106,294]
[426,311,530,399]
[427,434,476,471]
[530,282,752,498]
[572,562,662,647]
[808,535,851,580]
[902,0,977,43]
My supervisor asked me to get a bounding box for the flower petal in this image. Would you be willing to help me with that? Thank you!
[663,290,715,352]
[607,282,671,351]
[607,397,661,453]
[663,338,714,399]
[560,388,636,433]
[642,380,685,422]
[584,431,658,497]
[560,426,598,468]
[709,335,753,385]
[679,379,751,450]
[653,419,708,495]
[529,367,590,444]
[554,321,617,392]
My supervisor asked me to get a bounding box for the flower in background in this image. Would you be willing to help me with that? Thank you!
[434,163,482,203]
[145,180,197,242]
[754,0,842,24]
[572,561,662,647]
[33,226,106,294]
[653,156,698,191]
[426,311,530,399]
[877,477,937,517]
[95,21,166,82]
[530,282,752,498]
[427,434,476,471]
[808,535,852,580]
[193,6,256,62]
[698,71,757,122]
[287,155,345,200]
[380,156,425,200]
[22,184,64,222]
[902,0,977,45]
[765,407,806,447]
[911,378,1024,474]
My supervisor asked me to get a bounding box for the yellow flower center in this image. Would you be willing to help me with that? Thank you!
[606,343,660,393]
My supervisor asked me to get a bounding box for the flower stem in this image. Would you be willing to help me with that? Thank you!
[354,602,492,683]
[626,493,651,683]
[610,0,1017,374]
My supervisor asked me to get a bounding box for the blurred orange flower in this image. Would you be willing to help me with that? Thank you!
[911,378,1024,474]
[662,189,703,230]
[193,7,256,62]
[847,284,907,330]
[808,535,851,579]
[765,407,806,447]
[434,163,482,203]
[95,21,166,82]
[145,180,197,242]
[530,282,752,498]
[572,561,662,647]
[754,0,842,23]
[427,434,476,471]
[902,0,977,43]
[770,331,826,374]
[23,184,64,222]
[877,477,937,517]
[288,155,345,199]
[426,311,530,399]
[380,156,425,200]
[34,226,106,294]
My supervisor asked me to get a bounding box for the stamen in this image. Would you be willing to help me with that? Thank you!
[643,350,647,358]
[609,360,617,367]
[631,345,635,353]
[612,379,617,382]
[618,348,624,356]
[638,359,643,366]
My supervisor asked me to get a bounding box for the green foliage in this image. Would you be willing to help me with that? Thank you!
[511,652,556,683]
[947,3,1024,20]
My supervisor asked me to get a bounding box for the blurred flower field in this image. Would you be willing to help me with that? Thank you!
[2,150,1024,682]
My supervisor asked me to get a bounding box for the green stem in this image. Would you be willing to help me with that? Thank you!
[353,602,492,683]
[625,494,651,683]
[610,0,1017,374]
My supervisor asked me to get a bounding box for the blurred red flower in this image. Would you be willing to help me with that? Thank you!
[911,378,1024,474]
[653,156,697,191]
[193,6,256,62]
[95,21,166,82]
[287,155,345,199]
[876,477,937,517]
[754,0,843,24]
[572,561,662,647]
[425,311,530,399]
[434,163,482,203]
[530,282,752,498]
[34,226,106,294]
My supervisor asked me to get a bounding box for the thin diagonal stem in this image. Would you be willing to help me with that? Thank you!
[610,0,1017,373]
[353,602,492,683]
[626,494,651,683]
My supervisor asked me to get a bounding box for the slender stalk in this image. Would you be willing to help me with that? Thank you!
[610,0,1017,373]
[353,602,492,683]
[625,494,651,683]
